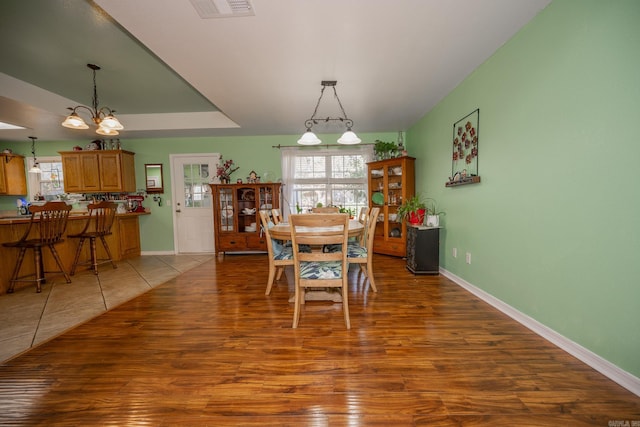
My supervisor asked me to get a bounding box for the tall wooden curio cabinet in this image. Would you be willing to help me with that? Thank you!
[367,156,415,257]
[210,183,281,254]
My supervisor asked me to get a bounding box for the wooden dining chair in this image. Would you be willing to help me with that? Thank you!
[271,208,284,225]
[2,201,72,293]
[289,213,351,329]
[259,210,294,295]
[68,201,118,275]
[345,207,380,293]
[312,206,339,213]
[354,206,370,245]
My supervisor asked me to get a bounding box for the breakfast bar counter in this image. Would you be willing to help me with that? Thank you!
[0,211,149,294]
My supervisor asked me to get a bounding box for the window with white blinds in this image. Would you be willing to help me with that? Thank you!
[281,145,374,216]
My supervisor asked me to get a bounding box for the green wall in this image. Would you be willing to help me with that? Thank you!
[406,0,640,377]
[1,132,396,251]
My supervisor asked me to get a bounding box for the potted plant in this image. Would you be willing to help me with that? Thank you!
[374,140,397,160]
[424,198,445,227]
[396,195,426,225]
[338,206,355,218]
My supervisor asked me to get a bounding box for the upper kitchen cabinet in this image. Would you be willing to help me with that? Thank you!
[0,153,27,195]
[59,150,136,193]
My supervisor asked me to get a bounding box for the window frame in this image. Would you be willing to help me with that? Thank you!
[281,145,374,217]
[26,155,66,201]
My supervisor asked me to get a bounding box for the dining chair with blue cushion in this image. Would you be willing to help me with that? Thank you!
[259,210,294,295]
[346,207,380,292]
[289,213,351,329]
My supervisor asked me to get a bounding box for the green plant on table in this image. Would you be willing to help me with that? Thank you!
[424,198,445,216]
[338,206,355,217]
[396,195,426,222]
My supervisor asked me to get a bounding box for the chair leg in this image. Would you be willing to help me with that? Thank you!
[7,247,27,293]
[265,263,277,295]
[342,282,351,329]
[33,247,44,293]
[365,262,377,292]
[275,266,285,281]
[292,285,301,328]
[48,244,71,284]
[99,236,117,270]
[70,237,86,276]
[89,237,98,274]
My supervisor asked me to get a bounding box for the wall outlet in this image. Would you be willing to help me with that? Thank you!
[466,252,471,264]
[452,248,457,258]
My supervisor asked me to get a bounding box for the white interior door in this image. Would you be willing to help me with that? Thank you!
[171,154,219,253]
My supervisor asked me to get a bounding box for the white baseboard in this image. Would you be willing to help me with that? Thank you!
[440,268,640,397]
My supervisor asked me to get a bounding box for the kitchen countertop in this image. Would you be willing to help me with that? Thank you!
[0,210,150,224]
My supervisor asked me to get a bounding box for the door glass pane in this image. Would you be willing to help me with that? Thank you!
[183,163,211,208]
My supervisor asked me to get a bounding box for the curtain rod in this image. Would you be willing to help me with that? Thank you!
[272,143,374,149]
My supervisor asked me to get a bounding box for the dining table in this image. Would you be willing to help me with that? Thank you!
[269,218,364,241]
[268,218,364,303]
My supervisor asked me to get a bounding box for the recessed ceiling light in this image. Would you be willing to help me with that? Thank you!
[0,121,26,130]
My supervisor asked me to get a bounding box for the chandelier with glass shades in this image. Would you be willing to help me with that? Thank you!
[297,80,361,145]
[61,63,123,136]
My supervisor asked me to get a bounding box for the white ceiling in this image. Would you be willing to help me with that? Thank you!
[0,0,551,143]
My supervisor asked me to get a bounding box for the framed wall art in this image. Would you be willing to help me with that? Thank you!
[446,108,481,187]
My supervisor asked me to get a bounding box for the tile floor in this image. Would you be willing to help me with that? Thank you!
[0,254,214,363]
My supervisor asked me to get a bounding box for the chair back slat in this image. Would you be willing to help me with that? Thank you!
[30,202,72,244]
[88,201,118,235]
[259,210,277,256]
[289,213,349,269]
[311,207,340,213]
[271,208,283,225]
[365,207,380,251]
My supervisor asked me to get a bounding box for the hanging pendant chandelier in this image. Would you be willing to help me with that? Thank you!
[61,64,123,136]
[297,81,361,146]
[28,136,41,174]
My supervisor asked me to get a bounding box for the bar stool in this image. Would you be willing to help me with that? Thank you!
[2,201,72,293]
[69,201,118,275]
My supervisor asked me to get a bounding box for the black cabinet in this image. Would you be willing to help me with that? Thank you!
[406,226,440,275]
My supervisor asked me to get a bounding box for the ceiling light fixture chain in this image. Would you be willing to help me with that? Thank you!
[61,63,123,136]
[28,136,41,174]
[297,80,361,146]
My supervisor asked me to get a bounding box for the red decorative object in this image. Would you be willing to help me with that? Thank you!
[408,209,425,225]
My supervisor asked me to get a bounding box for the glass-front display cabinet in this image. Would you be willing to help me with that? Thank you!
[367,156,415,257]
[210,183,281,254]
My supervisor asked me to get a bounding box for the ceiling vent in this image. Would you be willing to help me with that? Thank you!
[189,0,254,19]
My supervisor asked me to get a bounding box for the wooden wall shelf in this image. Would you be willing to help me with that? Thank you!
[445,175,481,187]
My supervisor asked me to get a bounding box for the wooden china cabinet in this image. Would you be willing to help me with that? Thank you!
[367,156,415,257]
[210,183,281,254]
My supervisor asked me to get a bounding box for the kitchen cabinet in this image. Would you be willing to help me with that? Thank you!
[117,215,142,258]
[0,154,27,195]
[210,183,281,254]
[367,156,415,257]
[59,150,136,193]
[406,225,440,274]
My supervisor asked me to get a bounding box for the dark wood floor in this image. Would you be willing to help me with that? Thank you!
[0,253,638,426]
